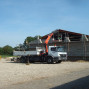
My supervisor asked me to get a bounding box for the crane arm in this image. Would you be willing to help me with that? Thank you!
[45,33,53,53]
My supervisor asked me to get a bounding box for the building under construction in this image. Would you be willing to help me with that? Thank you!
[29,29,89,61]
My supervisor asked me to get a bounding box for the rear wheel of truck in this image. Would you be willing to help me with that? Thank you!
[47,57,53,64]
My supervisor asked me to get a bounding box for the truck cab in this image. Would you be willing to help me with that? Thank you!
[46,46,67,63]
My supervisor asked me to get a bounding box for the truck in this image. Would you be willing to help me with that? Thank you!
[12,32,67,64]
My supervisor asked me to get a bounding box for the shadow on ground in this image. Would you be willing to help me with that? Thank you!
[5,61,58,64]
[51,75,89,89]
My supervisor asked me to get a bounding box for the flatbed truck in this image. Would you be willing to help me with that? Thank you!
[12,32,67,64]
[13,46,67,63]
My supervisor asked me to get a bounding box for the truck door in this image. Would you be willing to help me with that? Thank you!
[49,47,58,57]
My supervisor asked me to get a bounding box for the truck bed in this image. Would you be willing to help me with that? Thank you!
[13,51,40,56]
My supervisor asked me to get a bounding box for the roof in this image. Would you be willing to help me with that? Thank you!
[42,29,89,39]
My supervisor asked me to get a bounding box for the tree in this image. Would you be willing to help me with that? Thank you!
[14,44,26,51]
[3,45,13,55]
[24,36,42,45]
[14,35,42,51]
[0,47,3,55]
[24,36,35,45]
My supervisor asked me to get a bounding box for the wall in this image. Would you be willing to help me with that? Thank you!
[48,41,89,60]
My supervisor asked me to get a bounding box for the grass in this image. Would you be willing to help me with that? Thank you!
[67,60,89,62]
[76,60,89,62]
[0,55,14,58]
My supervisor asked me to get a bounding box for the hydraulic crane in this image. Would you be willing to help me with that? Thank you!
[45,33,53,53]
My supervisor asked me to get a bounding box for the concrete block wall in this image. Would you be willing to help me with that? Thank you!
[48,41,89,60]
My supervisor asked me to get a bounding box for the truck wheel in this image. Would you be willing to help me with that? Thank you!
[47,57,53,64]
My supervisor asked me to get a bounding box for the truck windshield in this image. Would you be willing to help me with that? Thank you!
[56,47,65,52]
[51,46,65,52]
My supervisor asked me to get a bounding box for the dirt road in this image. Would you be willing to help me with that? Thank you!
[0,59,89,89]
[1,68,89,89]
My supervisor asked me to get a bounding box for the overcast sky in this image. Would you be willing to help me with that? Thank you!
[0,0,89,47]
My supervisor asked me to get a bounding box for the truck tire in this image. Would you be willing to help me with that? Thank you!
[47,57,53,64]
[20,56,27,63]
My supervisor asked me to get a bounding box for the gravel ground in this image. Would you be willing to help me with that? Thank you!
[0,58,89,88]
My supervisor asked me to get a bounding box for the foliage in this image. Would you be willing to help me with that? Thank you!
[0,45,13,55]
[0,35,42,55]
[24,36,36,45]
[1,55,14,58]
[24,36,42,45]
[0,47,4,55]
[2,45,13,55]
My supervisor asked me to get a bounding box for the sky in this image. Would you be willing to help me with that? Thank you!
[0,0,89,47]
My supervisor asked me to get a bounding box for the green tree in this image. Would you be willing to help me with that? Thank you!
[24,36,42,45]
[3,45,13,55]
[0,47,4,55]
[25,36,36,44]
